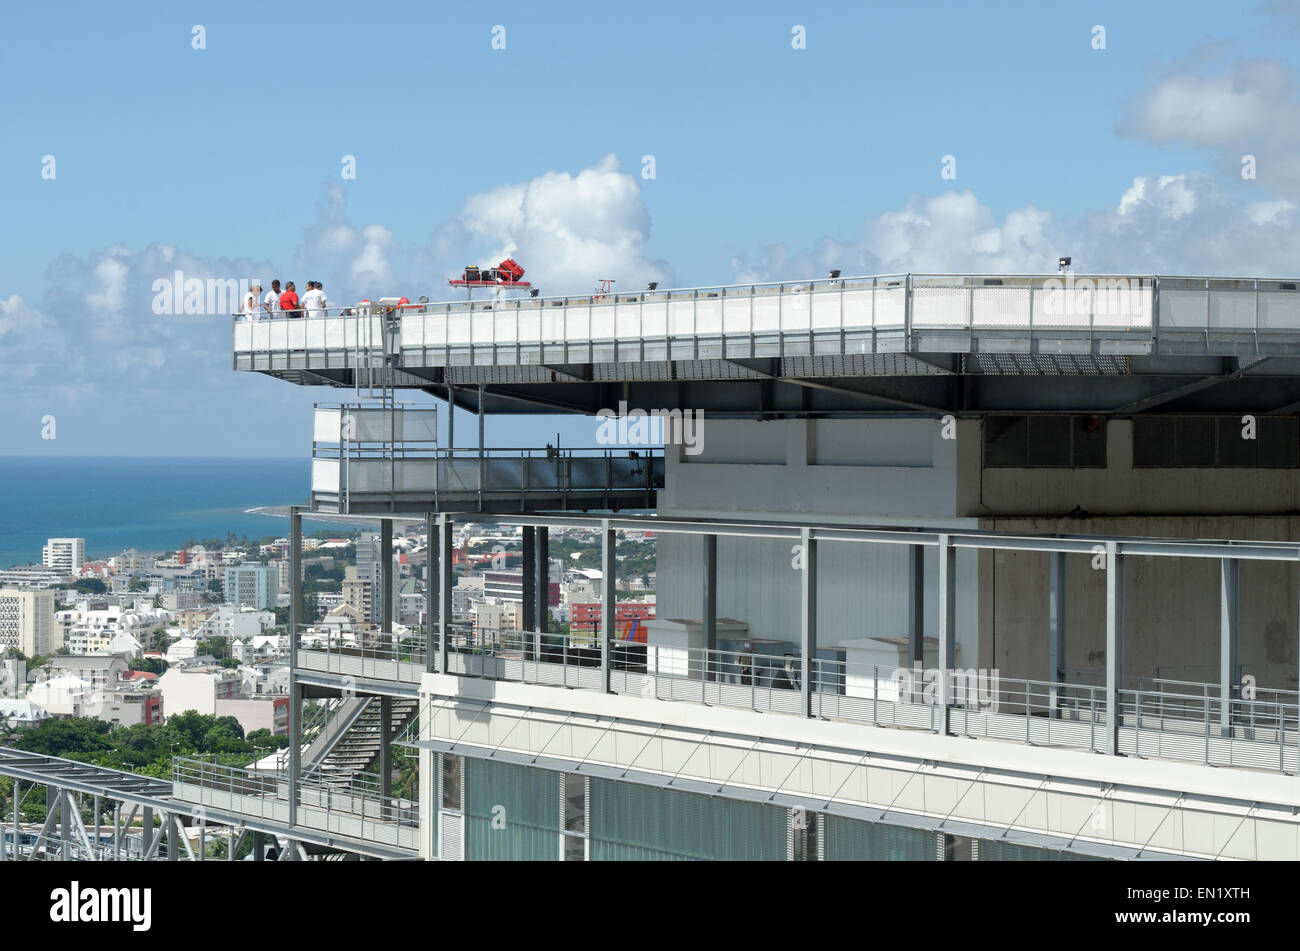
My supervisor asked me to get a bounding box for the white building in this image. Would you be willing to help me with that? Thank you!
[195,605,275,642]
[0,587,55,656]
[42,537,86,575]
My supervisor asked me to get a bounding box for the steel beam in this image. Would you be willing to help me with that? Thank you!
[522,525,536,634]
[534,526,549,641]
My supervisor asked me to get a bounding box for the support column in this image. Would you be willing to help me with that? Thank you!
[166,813,177,862]
[438,514,453,674]
[1105,541,1125,755]
[703,534,717,681]
[1220,558,1239,739]
[1049,551,1066,718]
[424,512,436,673]
[601,520,615,693]
[937,535,956,734]
[380,695,393,804]
[289,506,302,826]
[522,525,537,636]
[446,383,455,448]
[477,384,485,509]
[800,528,816,717]
[58,788,69,860]
[907,544,924,665]
[253,830,265,861]
[142,806,153,859]
[381,518,394,634]
[534,527,549,652]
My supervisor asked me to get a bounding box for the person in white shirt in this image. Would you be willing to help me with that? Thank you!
[243,283,262,322]
[264,279,282,318]
[301,280,328,319]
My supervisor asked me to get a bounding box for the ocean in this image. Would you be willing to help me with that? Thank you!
[0,456,356,569]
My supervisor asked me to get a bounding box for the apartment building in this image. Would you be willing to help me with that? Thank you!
[0,587,55,656]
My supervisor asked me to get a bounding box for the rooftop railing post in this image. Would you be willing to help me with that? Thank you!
[1105,541,1125,755]
[1220,557,1239,739]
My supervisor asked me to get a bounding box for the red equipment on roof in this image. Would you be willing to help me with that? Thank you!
[450,258,531,287]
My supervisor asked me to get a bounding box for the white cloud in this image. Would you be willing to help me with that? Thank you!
[731,173,1300,282]
[1120,57,1300,193]
[428,154,673,295]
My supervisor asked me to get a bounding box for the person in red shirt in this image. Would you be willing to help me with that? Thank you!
[279,281,301,317]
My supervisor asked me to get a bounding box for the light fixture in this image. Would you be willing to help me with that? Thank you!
[647,281,658,291]
[1058,256,1071,274]
[529,288,540,297]
[828,269,841,279]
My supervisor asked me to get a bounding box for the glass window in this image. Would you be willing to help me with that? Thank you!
[563,834,585,862]
[563,773,586,834]
[441,753,461,811]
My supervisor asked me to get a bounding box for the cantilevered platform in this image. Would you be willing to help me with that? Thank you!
[233,274,1300,416]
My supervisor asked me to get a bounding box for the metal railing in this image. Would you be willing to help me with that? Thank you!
[324,625,1300,774]
[172,757,417,832]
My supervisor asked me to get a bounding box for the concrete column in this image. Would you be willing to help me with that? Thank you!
[800,528,816,717]
[381,518,394,633]
[438,514,453,674]
[601,520,615,693]
[1049,551,1066,718]
[703,534,717,680]
[937,535,956,734]
[1220,558,1239,739]
[907,544,924,664]
[1105,542,1125,755]
[289,506,302,826]
[379,695,393,803]
[424,513,436,673]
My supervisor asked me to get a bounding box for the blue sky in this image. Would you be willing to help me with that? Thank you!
[3,0,1300,455]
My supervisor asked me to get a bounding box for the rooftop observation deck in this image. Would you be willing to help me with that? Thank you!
[234,274,1300,416]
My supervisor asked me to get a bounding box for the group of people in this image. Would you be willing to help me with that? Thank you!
[241,279,328,320]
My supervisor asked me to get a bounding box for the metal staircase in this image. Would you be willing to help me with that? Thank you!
[303,696,420,790]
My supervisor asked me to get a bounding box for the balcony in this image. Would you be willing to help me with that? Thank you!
[309,404,663,514]
[232,274,1300,377]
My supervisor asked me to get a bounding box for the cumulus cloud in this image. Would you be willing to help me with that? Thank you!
[731,173,1300,282]
[1119,57,1300,192]
[427,154,673,295]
